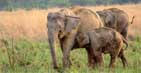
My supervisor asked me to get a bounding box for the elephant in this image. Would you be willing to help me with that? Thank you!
[47,12,80,69]
[96,8,134,39]
[76,27,128,68]
[47,7,103,69]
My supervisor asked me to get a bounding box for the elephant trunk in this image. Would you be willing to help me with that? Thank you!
[48,30,58,69]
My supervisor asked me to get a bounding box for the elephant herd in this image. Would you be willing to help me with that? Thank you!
[47,6,134,69]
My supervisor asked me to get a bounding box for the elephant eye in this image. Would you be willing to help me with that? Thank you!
[53,17,58,20]
[48,17,52,20]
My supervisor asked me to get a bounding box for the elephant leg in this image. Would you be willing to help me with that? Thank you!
[61,35,76,68]
[60,40,72,66]
[86,47,95,67]
[118,49,128,67]
[94,52,104,67]
[62,42,72,68]
[87,49,104,68]
[109,53,117,68]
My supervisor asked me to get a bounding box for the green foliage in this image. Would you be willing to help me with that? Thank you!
[47,0,71,7]
[0,0,140,10]
[96,0,113,5]
[0,37,140,73]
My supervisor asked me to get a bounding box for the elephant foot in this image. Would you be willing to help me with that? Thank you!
[63,63,70,68]
[93,52,104,68]
[88,63,94,68]
[53,63,59,69]
[54,66,59,69]
[88,57,96,68]
[109,56,116,68]
[63,59,71,68]
[86,47,95,68]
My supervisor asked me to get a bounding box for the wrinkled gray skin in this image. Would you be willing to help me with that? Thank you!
[96,8,130,39]
[47,12,80,69]
[47,7,102,69]
[76,27,128,68]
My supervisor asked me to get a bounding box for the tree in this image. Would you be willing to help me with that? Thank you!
[47,0,70,7]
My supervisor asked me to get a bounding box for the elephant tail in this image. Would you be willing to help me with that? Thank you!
[122,36,128,50]
[130,16,135,24]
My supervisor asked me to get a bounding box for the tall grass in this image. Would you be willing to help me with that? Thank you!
[0,36,140,73]
[0,4,141,40]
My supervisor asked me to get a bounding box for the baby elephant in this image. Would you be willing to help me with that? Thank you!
[76,27,128,68]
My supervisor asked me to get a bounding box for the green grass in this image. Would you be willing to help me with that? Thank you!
[0,36,140,73]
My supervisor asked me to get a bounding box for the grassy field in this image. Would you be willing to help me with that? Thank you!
[0,4,141,73]
[0,35,140,73]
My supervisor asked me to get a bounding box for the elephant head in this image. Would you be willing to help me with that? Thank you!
[47,12,80,69]
[96,10,116,28]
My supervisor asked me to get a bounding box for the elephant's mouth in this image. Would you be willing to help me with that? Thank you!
[58,30,65,39]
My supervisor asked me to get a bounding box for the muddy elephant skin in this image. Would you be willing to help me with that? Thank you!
[76,27,128,68]
[96,8,133,39]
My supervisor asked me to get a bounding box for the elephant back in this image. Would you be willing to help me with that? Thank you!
[59,8,76,17]
[71,7,103,33]
[108,8,129,33]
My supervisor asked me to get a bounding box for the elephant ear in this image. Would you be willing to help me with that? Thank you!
[65,15,80,33]
[96,11,106,17]
[104,11,116,28]
[96,11,107,23]
[105,12,113,23]
[76,33,89,47]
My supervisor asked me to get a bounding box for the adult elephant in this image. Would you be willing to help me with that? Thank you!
[47,12,80,69]
[47,7,103,69]
[96,8,134,39]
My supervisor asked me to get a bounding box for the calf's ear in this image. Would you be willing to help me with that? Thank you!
[82,34,89,45]
[76,33,89,47]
